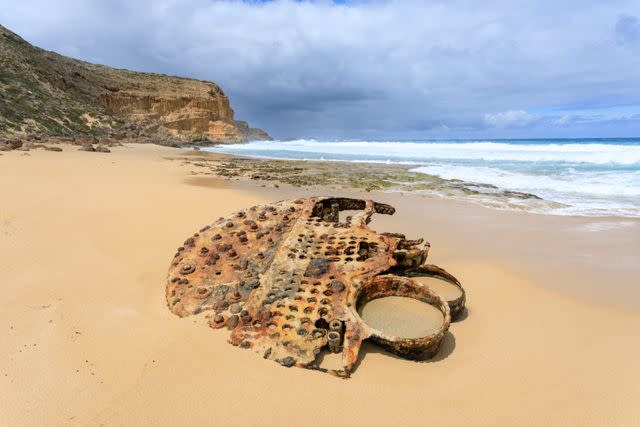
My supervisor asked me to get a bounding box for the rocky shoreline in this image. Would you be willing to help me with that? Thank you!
[0,134,238,154]
[0,135,121,153]
[171,150,555,212]
[1,136,559,213]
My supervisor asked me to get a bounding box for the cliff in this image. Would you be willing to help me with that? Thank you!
[0,24,270,144]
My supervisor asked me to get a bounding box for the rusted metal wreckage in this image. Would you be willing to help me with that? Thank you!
[166,197,465,377]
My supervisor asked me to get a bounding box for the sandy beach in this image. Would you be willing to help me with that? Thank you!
[2,144,640,426]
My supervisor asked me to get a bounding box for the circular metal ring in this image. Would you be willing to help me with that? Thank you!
[353,274,451,360]
[397,264,466,321]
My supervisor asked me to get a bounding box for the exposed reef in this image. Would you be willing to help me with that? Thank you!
[174,153,556,214]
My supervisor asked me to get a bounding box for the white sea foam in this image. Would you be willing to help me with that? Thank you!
[577,221,636,232]
[409,165,640,197]
[206,139,640,217]
[214,139,640,165]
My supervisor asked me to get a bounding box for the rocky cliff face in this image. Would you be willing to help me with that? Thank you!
[0,24,270,144]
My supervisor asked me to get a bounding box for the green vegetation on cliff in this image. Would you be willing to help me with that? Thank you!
[0,25,270,143]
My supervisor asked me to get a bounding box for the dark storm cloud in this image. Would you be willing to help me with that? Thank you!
[2,0,640,138]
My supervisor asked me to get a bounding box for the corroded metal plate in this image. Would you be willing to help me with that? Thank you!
[166,197,465,377]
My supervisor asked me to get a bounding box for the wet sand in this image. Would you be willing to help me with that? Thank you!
[358,296,445,338]
[414,276,464,301]
[1,143,640,426]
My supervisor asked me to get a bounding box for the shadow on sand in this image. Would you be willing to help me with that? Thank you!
[354,330,457,372]
[351,303,470,371]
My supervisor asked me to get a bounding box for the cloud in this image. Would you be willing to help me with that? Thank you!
[552,115,572,126]
[484,110,538,128]
[1,0,640,138]
[616,15,640,45]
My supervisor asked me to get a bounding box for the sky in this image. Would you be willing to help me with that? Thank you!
[1,0,640,140]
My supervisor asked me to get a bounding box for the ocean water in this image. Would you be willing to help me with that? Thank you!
[205,138,640,217]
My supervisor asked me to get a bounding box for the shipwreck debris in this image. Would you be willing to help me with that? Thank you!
[166,197,465,377]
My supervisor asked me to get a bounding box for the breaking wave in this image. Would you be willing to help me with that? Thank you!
[207,138,640,217]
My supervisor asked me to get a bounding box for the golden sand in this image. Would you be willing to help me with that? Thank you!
[2,144,640,426]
